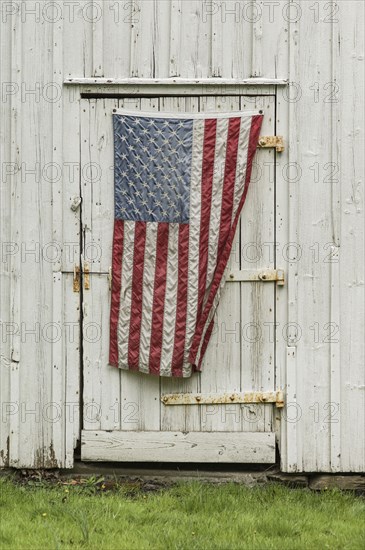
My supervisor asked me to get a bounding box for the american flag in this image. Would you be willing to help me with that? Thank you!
[109,110,263,377]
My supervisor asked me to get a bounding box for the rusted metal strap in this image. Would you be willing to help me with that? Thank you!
[161,390,285,408]
[227,268,285,286]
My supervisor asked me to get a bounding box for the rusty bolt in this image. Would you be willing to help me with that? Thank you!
[229,274,234,279]
[196,396,201,402]
[162,396,168,403]
[230,395,235,401]
[261,273,267,280]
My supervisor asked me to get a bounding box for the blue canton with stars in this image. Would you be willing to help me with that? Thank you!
[114,114,193,224]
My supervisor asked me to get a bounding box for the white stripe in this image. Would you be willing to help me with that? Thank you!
[183,118,205,376]
[138,222,158,374]
[232,117,251,222]
[117,221,135,369]
[160,223,180,376]
[205,117,229,289]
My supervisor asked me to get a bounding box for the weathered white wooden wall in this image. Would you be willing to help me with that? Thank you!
[0,0,364,471]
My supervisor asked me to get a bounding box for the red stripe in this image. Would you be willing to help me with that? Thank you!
[109,220,124,367]
[217,117,241,258]
[196,119,217,324]
[127,222,147,369]
[149,223,169,375]
[189,115,263,366]
[171,224,190,377]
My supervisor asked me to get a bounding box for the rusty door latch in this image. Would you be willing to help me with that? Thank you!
[73,263,90,292]
[258,136,284,152]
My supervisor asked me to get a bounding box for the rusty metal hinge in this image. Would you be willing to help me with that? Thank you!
[161,390,285,408]
[258,135,284,152]
[227,268,285,286]
[73,263,90,292]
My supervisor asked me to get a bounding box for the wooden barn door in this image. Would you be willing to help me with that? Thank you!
[79,95,279,463]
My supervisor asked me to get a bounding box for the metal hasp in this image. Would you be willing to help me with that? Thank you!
[73,264,90,292]
[258,135,284,152]
[161,390,285,408]
[227,268,285,286]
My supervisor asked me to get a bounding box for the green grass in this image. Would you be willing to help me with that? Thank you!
[0,476,364,550]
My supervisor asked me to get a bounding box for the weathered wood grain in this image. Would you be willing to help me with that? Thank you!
[81,430,276,463]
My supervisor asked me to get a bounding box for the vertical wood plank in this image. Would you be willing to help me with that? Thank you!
[251,1,263,77]
[0,8,12,467]
[169,1,182,76]
[286,346,299,472]
[63,273,81,465]
[240,96,275,433]
[8,4,22,467]
[276,84,290,466]
[102,0,132,78]
[178,1,210,78]
[130,0,155,77]
[153,0,171,78]
[92,0,104,77]
[63,0,93,78]
[52,0,70,466]
[334,1,364,472]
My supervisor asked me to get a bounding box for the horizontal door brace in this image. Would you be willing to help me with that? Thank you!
[161,390,284,408]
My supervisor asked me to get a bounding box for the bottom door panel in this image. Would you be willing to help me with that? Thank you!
[81,430,275,463]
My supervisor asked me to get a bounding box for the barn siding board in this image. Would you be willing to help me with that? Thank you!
[336,2,364,472]
[0,7,12,468]
[0,0,364,471]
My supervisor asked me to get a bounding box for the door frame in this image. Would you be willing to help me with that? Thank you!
[68,82,288,464]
